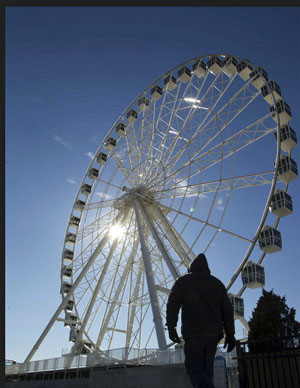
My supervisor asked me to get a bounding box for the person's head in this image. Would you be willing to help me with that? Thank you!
[188,253,211,274]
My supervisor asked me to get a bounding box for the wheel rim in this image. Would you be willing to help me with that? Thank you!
[60,54,295,354]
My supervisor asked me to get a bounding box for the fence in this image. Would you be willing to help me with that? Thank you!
[236,336,300,388]
[5,345,237,374]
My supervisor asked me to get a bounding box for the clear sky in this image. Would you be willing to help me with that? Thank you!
[5,6,300,362]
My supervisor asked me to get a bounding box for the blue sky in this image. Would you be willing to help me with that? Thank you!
[5,6,300,362]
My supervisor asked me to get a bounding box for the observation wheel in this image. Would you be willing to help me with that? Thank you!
[25,54,298,362]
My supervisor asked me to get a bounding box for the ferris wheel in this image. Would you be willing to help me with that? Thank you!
[25,54,298,362]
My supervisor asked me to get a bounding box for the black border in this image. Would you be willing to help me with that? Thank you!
[0,1,4,385]
[1,0,299,383]
[2,0,300,7]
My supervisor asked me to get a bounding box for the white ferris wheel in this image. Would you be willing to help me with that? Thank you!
[25,54,298,362]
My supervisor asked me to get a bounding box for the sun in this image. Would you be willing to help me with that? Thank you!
[109,223,125,239]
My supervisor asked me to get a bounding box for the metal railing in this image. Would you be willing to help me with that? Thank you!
[5,345,236,375]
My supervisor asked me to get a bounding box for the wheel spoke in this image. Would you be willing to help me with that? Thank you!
[158,171,275,199]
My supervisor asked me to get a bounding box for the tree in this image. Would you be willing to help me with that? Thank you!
[248,289,300,352]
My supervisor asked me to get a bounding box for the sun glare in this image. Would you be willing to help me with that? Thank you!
[109,223,125,239]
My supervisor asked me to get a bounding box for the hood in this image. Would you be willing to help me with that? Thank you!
[188,253,211,274]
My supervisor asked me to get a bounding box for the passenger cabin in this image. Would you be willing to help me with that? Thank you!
[65,313,77,327]
[228,294,244,318]
[70,216,80,227]
[250,67,268,90]
[258,226,282,253]
[261,80,282,105]
[237,59,253,81]
[242,261,265,289]
[127,109,138,123]
[81,183,92,196]
[97,152,107,165]
[274,124,298,153]
[105,137,117,151]
[192,60,207,78]
[207,56,223,75]
[116,123,125,136]
[63,249,74,262]
[66,232,76,244]
[178,66,191,83]
[69,329,79,342]
[270,100,292,126]
[151,85,163,100]
[270,190,293,218]
[62,282,72,295]
[164,75,177,91]
[223,56,238,77]
[62,265,72,278]
[138,97,150,111]
[88,168,99,179]
[66,299,74,312]
[75,199,85,211]
[278,155,298,183]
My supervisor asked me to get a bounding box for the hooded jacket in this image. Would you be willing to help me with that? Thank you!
[166,254,235,340]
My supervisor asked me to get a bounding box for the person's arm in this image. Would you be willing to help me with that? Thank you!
[221,290,235,336]
[166,277,184,329]
[166,278,184,343]
[222,290,236,352]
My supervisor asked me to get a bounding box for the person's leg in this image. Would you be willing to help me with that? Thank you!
[204,337,219,383]
[184,338,215,388]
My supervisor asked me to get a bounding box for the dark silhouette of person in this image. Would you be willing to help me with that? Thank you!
[166,253,236,388]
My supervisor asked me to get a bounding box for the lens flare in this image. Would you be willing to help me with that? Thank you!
[109,223,125,239]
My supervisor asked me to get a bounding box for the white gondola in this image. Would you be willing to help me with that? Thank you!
[270,190,293,218]
[207,56,223,75]
[62,265,72,278]
[63,249,74,262]
[277,155,298,183]
[74,199,85,211]
[192,60,207,78]
[250,67,268,90]
[223,56,238,77]
[127,109,138,123]
[242,261,265,289]
[65,313,77,327]
[178,66,191,83]
[151,85,163,100]
[66,299,74,312]
[97,152,107,165]
[88,168,99,179]
[261,80,282,105]
[270,100,292,124]
[69,330,79,342]
[258,226,282,253]
[62,282,72,295]
[164,75,177,91]
[69,329,79,341]
[81,183,92,196]
[274,124,298,153]
[70,215,80,227]
[138,97,150,111]
[105,137,117,151]
[228,294,244,318]
[116,123,126,136]
[66,232,76,244]
[237,59,253,81]
[270,100,292,126]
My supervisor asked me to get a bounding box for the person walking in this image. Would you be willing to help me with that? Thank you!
[166,253,236,388]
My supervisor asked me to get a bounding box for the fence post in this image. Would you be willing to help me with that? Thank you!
[236,341,248,388]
